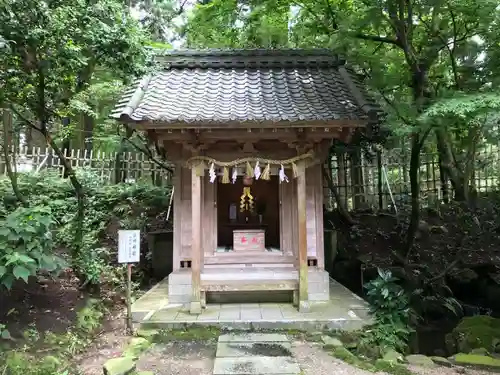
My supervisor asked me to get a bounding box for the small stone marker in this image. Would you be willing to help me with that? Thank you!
[321,335,343,348]
[405,354,437,368]
[103,357,136,375]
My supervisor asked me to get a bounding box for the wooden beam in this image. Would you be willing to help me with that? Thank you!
[296,162,309,312]
[127,119,367,130]
[190,166,202,314]
[157,128,343,143]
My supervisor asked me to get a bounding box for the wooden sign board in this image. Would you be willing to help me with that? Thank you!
[118,230,140,263]
[233,229,265,251]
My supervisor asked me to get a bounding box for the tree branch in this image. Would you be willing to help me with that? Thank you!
[323,0,339,30]
[123,132,173,174]
[362,67,413,126]
[354,33,401,47]
[322,164,355,225]
[8,106,43,133]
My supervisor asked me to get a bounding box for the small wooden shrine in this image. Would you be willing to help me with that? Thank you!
[112,49,381,313]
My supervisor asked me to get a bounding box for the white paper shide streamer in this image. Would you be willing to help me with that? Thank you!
[231,168,238,184]
[254,161,261,180]
[279,164,289,183]
[209,163,217,183]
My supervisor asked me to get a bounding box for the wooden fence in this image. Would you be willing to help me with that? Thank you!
[325,146,500,211]
[0,147,174,185]
[2,146,500,210]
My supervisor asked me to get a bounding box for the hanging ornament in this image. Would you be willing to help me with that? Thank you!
[291,162,298,178]
[209,163,216,183]
[231,167,238,184]
[245,161,254,178]
[195,161,206,177]
[279,164,289,183]
[261,164,271,180]
[254,161,261,180]
[222,166,230,184]
[240,187,254,212]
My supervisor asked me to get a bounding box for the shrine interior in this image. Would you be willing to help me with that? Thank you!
[216,175,281,251]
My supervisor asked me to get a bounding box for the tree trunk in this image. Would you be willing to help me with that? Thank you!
[41,128,85,259]
[438,152,449,204]
[403,69,432,262]
[377,150,383,210]
[115,136,127,183]
[404,133,423,260]
[435,128,467,201]
[336,151,347,209]
[61,117,71,178]
[82,112,94,154]
[350,149,365,209]
[322,164,355,225]
[2,109,27,206]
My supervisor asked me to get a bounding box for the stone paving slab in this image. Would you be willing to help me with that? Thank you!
[216,341,292,357]
[219,333,289,343]
[213,356,300,375]
[134,278,371,331]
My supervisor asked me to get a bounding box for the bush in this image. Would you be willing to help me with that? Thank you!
[0,205,66,289]
[0,169,171,288]
[361,269,414,355]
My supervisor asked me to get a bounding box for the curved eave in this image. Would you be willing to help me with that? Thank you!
[114,117,370,130]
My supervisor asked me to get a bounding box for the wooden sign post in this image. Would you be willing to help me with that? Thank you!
[118,230,140,333]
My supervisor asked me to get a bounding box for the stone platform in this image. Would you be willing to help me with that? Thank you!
[132,277,371,332]
[214,333,299,375]
[168,267,331,305]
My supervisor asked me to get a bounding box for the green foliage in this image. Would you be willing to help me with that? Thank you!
[1,298,106,375]
[0,206,66,289]
[0,170,171,287]
[184,0,291,48]
[374,359,414,375]
[420,93,500,123]
[0,323,11,340]
[1,0,148,108]
[76,299,105,332]
[446,315,500,354]
[362,269,414,354]
[331,346,376,371]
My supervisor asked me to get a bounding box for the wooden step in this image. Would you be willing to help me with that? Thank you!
[205,253,295,265]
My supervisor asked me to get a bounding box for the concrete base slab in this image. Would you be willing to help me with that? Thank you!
[219,333,288,343]
[215,333,299,375]
[213,356,300,375]
[216,341,292,357]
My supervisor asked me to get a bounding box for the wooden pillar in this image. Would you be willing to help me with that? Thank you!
[297,162,309,312]
[190,167,202,314]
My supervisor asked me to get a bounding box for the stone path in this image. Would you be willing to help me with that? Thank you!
[213,333,300,375]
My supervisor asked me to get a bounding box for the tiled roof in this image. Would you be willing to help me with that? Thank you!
[111,49,383,126]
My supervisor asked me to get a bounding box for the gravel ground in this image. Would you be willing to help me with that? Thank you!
[136,341,216,375]
[78,336,216,375]
[291,340,496,375]
[291,340,389,375]
[78,330,496,375]
[77,325,129,375]
[409,364,493,375]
